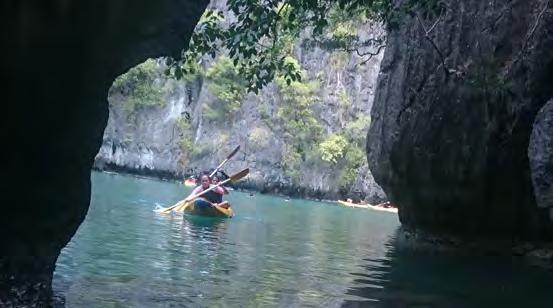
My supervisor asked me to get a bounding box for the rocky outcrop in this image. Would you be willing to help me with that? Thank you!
[368,0,553,238]
[95,7,387,202]
[530,99,553,220]
[2,1,208,306]
[5,0,552,304]
[96,76,202,177]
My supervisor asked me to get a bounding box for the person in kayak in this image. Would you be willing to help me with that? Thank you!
[211,175,231,209]
[212,176,229,198]
[187,174,229,209]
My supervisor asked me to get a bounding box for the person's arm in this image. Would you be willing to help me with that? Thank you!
[213,185,226,195]
[221,186,229,194]
[186,186,202,201]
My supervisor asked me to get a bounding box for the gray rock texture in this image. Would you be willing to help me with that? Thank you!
[368,0,553,237]
[4,0,553,305]
[95,3,387,202]
[2,0,208,306]
[529,99,553,217]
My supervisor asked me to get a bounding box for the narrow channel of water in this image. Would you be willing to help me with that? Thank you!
[53,172,553,307]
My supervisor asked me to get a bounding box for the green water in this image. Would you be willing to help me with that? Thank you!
[54,172,553,307]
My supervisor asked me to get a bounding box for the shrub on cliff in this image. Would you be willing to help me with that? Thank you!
[205,56,247,122]
[109,59,166,122]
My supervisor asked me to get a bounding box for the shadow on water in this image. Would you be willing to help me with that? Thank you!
[180,215,230,244]
[342,231,553,308]
[143,215,237,306]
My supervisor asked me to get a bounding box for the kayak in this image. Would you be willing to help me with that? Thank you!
[184,179,196,187]
[182,198,234,218]
[336,200,398,213]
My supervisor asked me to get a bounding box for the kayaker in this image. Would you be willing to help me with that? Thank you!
[188,174,226,205]
[187,174,225,203]
[211,175,231,209]
[212,176,229,198]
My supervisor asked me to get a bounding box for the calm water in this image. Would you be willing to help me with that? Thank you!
[54,172,553,307]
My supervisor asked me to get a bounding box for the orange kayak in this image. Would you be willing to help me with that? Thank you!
[184,178,196,187]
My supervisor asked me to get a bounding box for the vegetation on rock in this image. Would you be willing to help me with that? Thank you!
[272,60,322,181]
[110,59,166,121]
[204,56,247,122]
[168,0,443,92]
[109,0,393,191]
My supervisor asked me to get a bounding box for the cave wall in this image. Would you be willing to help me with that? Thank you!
[368,0,553,238]
[2,0,553,304]
[529,99,553,221]
[1,0,209,305]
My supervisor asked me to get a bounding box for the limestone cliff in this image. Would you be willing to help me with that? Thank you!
[95,3,386,202]
[368,0,553,238]
[5,0,553,305]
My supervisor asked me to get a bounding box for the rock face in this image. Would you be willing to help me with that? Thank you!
[368,0,553,238]
[2,1,208,306]
[3,0,553,305]
[96,76,202,178]
[530,99,553,219]
[95,3,387,202]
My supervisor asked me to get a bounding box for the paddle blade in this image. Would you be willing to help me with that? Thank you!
[174,200,192,213]
[229,168,249,182]
[156,200,185,214]
[155,206,173,214]
[226,145,241,160]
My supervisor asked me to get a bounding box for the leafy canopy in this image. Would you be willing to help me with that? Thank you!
[319,134,349,164]
[167,0,444,92]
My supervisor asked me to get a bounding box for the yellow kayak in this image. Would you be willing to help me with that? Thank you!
[181,198,234,218]
[336,200,397,213]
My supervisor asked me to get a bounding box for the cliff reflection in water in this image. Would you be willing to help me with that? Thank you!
[343,233,553,307]
[54,172,553,307]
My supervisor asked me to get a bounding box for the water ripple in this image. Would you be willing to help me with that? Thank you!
[54,172,553,307]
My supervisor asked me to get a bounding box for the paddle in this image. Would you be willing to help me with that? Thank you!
[209,145,240,178]
[168,146,239,212]
[156,168,249,214]
[176,168,249,212]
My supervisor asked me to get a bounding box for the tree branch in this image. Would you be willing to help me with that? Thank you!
[271,2,289,49]
[356,45,386,65]
[304,36,386,65]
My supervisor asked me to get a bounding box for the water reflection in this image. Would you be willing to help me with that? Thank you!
[54,173,553,307]
[343,231,553,307]
[182,215,228,235]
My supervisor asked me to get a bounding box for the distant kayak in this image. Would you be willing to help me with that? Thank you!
[182,198,234,218]
[336,200,397,213]
[184,179,196,187]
